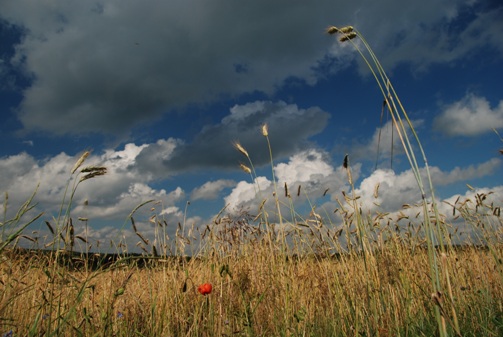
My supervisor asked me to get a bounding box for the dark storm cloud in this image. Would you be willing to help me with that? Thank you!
[2,1,339,136]
[135,101,330,176]
[1,0,500,136]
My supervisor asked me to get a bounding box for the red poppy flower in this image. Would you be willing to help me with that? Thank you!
[197,283,212,295]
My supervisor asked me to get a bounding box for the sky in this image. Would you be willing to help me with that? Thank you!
[0,0,502,253]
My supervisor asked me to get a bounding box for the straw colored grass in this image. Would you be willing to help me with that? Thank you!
[1,240,502,336]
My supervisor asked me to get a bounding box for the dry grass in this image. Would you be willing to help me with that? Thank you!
[0,238,502,336]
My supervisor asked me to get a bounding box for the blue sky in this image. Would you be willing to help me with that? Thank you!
[1,1,502,252]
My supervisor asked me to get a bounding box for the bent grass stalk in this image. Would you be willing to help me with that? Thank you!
[328,25,458,336]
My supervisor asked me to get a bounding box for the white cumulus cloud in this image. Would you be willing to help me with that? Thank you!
[434,94,503,136]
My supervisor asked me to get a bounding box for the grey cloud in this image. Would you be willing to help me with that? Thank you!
[347,1,503,74]
[349,119,424,164]
[430,158,502,186]
[135,101,330,176]
[2,0,496,137]
[190,179,236,201]
[4,0,339,136]
[0,152,36,189]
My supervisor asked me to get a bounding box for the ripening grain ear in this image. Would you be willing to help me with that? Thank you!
[71,151,90,174]
[239,163,252,174]
[261,124,269,137]
[233,141,249,158]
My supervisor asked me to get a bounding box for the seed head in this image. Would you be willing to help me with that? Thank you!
[71,151,90,174]
[326,26,339,35]
[261,123,269,137]
[340,32,357,42]
[234,142,249,157]
[339,26,354,34]
[239,163,252,174]
[79,166,107,182]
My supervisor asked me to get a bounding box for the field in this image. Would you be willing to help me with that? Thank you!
[1,206,502,336]
[1,26,502,336]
